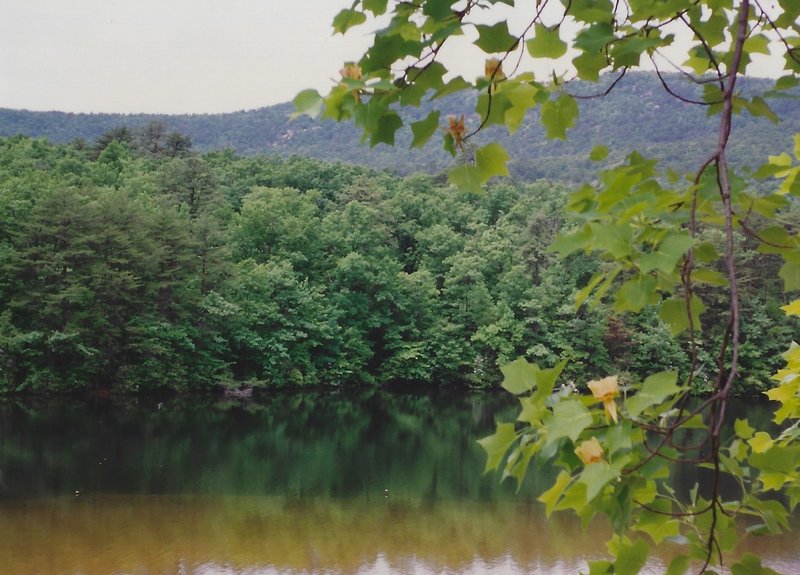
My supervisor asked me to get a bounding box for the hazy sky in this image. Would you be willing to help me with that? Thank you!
[1,1,785,115]
[0,0,374,114]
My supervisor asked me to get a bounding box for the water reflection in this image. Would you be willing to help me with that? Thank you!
[0,391,797,575]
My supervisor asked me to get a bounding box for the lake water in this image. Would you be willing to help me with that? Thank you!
[0,390,797,574]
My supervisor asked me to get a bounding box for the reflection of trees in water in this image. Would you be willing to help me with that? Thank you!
[0,394,795,574]
[0,394,780,504]
[0,391,531,501]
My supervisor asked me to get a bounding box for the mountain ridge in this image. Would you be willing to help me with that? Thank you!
[1,72,798,181]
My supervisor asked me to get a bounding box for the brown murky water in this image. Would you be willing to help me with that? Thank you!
[0,392,797,574]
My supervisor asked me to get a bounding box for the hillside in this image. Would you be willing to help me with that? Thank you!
[1,72,798,182]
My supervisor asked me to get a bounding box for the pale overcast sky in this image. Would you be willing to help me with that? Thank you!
[0,1,785,115]
[0,0,374,114]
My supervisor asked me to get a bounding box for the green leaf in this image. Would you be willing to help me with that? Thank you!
[538,470,573,516]
[635,499,680,543]
[609,536,649,575]
[745,96,780,124]
[362,0,388,15]
[691,268,728,286]
[665,555,691,575]
[590,145,609,161]
[615,274,658,313]
[410,111,441,149]
[658,296,705,336]
[370,112,403,147]
[332,8,367,34]
[586,560,614,575]
[432,76,472,99]
[580,456,629,501]
[422,0,455,19]
[779,261,800,291]
[526,24,567,59]
[610,34,665,68]
[573,51,608,81]
[550,225,591,256]
[291,89,324,119]
[448,164,483,194]
[500,356,538,394]
[546,398,593,444]
[477,422,517,472]
[638,233,693,274]
[748,431,774,454]
[570,0,615,23]
[540,93,579,140]
[575,22,615,53]
[731,553,782,575]
[589,222,634,258]
[474,22,517,54]
[626,371,680,417]
[475,143,510,180]
[693,242,719,263]
[735,418,755,440]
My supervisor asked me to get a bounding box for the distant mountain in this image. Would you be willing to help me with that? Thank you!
[1,72,797,182]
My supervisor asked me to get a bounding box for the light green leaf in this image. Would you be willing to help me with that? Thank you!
[410,111,441,149]
[538,470,573,516]
[546,398,593,444]
[626,371,680,417]
[731,553,782,575]
[691,268,728,286]
[448,164,483,194]
[550,225,591,257]
[781,298,800,316]
[745,96,780,124]
[666,555,691,575]
[658,296,705,336]
[735,418,755,440]
[610,536,649,575]
[362,0,388,15]
[573,50,608,81]
[432,76,472,99]
[590,145,609,161]
[614,274,658,313]
[332,8,367,34]
[500,356,538,395]
[474,22,517,54]
[291,89,324,118]
[540,93,579,140]
[589,222,634,258]
[635,499,680,543]
[475,143,510,180]
[580,456,629,501]
[570,0,615,23]
[638,233,693,274]
[748,432,774,454]
[586,560,614,575]
[477,422,517,472]
[526,24,567,59]
[779,261,800,291]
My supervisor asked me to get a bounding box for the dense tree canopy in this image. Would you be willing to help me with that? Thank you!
[1,134,790,398]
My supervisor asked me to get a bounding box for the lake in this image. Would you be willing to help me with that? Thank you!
[0,390,797,574]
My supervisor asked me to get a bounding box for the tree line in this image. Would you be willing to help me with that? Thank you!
[2,73,799,183]
[0,133,793,394]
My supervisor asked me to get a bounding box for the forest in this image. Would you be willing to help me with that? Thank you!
[0,129,794,395]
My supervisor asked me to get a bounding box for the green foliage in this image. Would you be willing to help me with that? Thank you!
[313,0,800,573]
